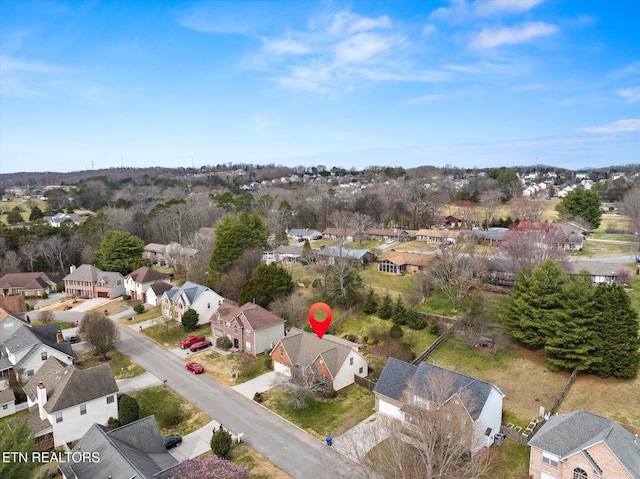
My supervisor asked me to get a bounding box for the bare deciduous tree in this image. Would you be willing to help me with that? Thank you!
[429,243,483,311]
[269,293,308,328]
[273,366,330,410]
[78,312,120,360]
[509,196,545,222]
[37,310,55,325]
[498,221,568,273]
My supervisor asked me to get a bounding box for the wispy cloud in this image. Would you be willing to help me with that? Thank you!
[617,87,640,103]
[474,0,545,17]
[262,37,311,56]
[249,114,279,134]
[470,21,559,49]
[329,11,392,34]
[584,119,640,134]
[406,93,447,104]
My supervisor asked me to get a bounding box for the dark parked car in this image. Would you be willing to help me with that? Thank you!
[189,340,212,352]
[64,335,78,344]
[163,434,182,449]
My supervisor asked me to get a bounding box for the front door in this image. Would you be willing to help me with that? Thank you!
[234,338,239,349]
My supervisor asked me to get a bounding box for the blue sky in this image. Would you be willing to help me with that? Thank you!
[1,0,638,174]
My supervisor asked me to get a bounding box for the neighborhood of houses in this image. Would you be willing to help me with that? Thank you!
[0,215,639,478]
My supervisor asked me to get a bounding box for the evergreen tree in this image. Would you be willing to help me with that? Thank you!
[118,394,140,425]
[588,283,640,378]
[93,230,145,274]
[500,260,567,348]
[406,309,427,330]
[239,263,294,308]
[556,188,602,229]
[182,308,199,330]
[544,276,599,371]
[6,207,23,225]
[392,295,407,325]
[361,287,379,314]
[209,213,268,275]
[301,239,314,263]
[29,205,44,221]
[0,421,37,479]
[378,292,393,320]
[210,428,233,459]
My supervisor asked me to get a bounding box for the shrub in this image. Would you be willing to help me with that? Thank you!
[263,355,273,370]
[107,417,121,429]
[123,294,131,301]
[41,292,48,299]
[324,389,338,399]
[216,337,232,350]
[389,324,403,339]
[181,308,199,330]
[428,319,442,336]
[367,338,376,346]
[133,303,145,314]
[210,428,233,459]
[158,401,183,428]
[406,310,427,330]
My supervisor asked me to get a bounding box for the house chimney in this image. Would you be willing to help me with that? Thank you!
[36,382,47,420]
[70,265,76,274]
[56,332,64,343]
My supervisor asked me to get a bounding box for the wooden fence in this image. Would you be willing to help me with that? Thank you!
[354,375,376,392]
[417,312,458,327]
[329,302,362,331]
[548,367,579,417]
[412,319,460,365]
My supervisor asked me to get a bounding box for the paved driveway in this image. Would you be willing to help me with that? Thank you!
[115,324,357,478]
[232,371,281,399]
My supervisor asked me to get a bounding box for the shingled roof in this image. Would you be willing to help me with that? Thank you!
[373,357,502,420]
[378,251,434,268]
[0,272,63,290]
[217,302,285,331]
[59,416,178,479]
[64,264,123,287]
[25,357,118,413]
[126,266,170,284]
[528,410,640,478]
[3,323,73,360]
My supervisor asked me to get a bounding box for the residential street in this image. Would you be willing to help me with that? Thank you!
[115,322,357,479]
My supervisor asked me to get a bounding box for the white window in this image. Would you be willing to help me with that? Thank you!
[245,341,252,351]
[349,357,354,366]
[245,329,251,337]
[2,404,7,410]
[80,404,86,415]
[55,412,63,423]
[572,469,588,479]
[542,453,559,467]
[27,370,34,377]
[106,395,114,404]
[541,473,557,479]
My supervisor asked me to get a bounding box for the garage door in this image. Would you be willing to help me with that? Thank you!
[274,361,291,377]
[97,291,109,298]
[378,399,404,420]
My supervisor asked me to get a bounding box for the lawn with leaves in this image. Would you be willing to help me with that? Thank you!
[189,350,271,384]
[262,384,375,440]
[131,386,210,437]
[118,305,162,325]
[488,438,531,479]
[143,323,210,348]
[75,348,145,379]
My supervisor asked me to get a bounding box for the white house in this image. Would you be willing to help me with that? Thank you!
[271,328,368,391]
[0,388,16,418]
[23,357,119,448]
[43,212,80,227]
[124,266,171,304]
[373,358,505,454]
[161,281,225,326]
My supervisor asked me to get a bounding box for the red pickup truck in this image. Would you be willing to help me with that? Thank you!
[179,335,206,349]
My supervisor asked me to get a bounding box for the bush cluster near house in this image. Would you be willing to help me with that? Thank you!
[500,259,640,378]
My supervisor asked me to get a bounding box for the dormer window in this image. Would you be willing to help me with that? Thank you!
[41,352,47,361]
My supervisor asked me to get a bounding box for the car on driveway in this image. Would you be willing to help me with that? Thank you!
[179,335,205,349]
[163,434,182,449]
[186,362,204,374]
[189,340,212,352]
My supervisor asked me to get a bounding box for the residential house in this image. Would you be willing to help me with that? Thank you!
[416,229,466,244]
[444,215,464,228]
[124,266,171,304]
[262,245,304,265]
[63,264,125,299]
[211,302,285,356]
[0,272,63,297]
[43,212,80,227]
[315,246,374,265]
[23,357,119,448]
[143,242,198,269]
[373,358,505,454]
[1,323,74,389]
[367,228,410,243]
[564,261,620,284]
[474,228,507,246]
[287,228,323,241]
[143,243,167,266]
[0,388,16,418]
[271,328,368,391]
[59,416,178,479]
[0,295,28,321]
[528,410,640,479]
[377,251,434,275]
[161,281,225,326]
[322,227,357,242]
[145,281,173,307]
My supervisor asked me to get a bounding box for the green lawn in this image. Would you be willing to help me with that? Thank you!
[75,348,145,379]
[263,384,375,439]
[488,438,531,479]
[29,319,75,329]
[359,267,416,296]
[143,323,210,348]
[130,386,210,437]
[118,305,162,325]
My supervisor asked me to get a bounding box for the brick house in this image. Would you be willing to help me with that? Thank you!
[0,272,63,297]
[528,410,640,479]
[377,251,434,275]
[63,265,125,299]
[271,328,368,391]
[211,302,285,356]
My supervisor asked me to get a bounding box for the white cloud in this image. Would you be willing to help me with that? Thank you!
[470,21,559,49]
[474,0,545,17]
[249,115,279,133]
[406,94,447,104]
[329,10,391,34]
[334,32,404,64]
[584,119,640,134]
[511,83,548,91]
[429,1,472,23]
[262,38,311,55]
[617,87,640,104]
[422,24,437,36]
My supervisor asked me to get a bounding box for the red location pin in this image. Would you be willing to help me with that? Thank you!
[308,302,332,339]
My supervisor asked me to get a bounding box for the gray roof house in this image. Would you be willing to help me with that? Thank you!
[23,357,119,448]
[287,228,323,240]
[43,212,80,227]
[373,358,505,453]
[161,281,225,326]
[59,416,178,479]
[315,246,374,265]
[563,260,621,284]
[528,410,640,479]
[63,264,125,299]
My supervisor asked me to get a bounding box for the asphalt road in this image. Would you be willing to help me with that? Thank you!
[115,322,356,479]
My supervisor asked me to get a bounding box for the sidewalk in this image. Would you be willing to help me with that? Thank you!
[332,413,388,462]
[116,371,164,394]
[169,420,238,462]
[232,371,280,399]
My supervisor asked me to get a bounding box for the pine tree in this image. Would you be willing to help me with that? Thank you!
[392,295,407,325]
[378,292,393,320]
[500,260,567,348]
[211,428,233,459]
[544,276,599,371]
[588,283,640,378]
[361,287,378,314]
